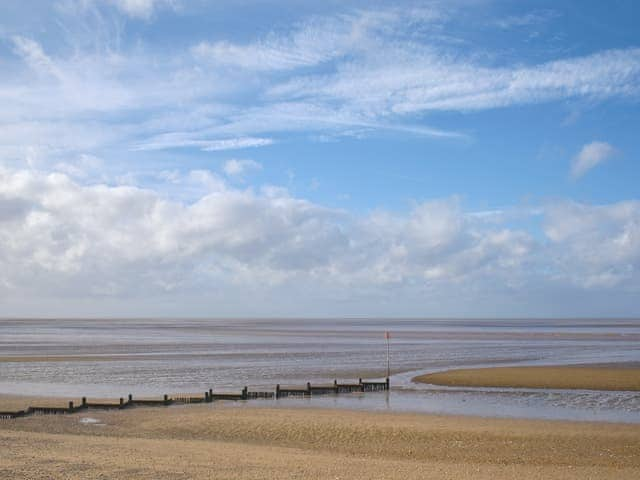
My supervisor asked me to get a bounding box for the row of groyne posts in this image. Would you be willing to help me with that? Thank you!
[0,378,390,420]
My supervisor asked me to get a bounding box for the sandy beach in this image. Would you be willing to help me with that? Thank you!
[414,365,640,391]
[1,396,639,479]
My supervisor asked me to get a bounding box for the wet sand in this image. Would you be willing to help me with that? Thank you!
[1,397,640,479]
[0,394,80,411]
[414,365,640,391]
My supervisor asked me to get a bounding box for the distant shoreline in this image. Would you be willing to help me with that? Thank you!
[413,364,640,391]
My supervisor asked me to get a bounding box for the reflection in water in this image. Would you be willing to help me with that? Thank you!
[0,318,639,422]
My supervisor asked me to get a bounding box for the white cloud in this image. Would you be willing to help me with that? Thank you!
[11,36,63,79]
[190,9,393,71]
[1,7,638,165]
[132,136,274,152]
[106,0,177,19]
[570,141,617,179]
[270,47,640,116]
[493,10,560,30]
[544,200,640,288]
[2,5,640,315]
[223,159,262,177]
[1,166,638,315]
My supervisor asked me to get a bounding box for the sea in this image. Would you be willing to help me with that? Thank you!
[1,318,638,423]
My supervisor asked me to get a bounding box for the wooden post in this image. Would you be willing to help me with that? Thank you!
[275,384,280,399]
[334,379,338,393]
[205,391,209,402]
[385,331,390,379]
[209,388,213,398]
[164,394,169,405]
[68,401,74,412]
[119,397,124,406]
[241,386,247,400]
[307,382,311,395]
[386,377,390,390]
[82,397,87,407]
[359,378,365,392]
[128,394,133,403]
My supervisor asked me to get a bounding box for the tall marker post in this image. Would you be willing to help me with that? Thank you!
[385,331,390,380]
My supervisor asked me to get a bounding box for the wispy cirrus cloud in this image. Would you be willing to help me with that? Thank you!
[11,36,63,78]
[191,17,353,72]
[492,9,560,30]
[190,8,427,71]
[570,141,617,179]
[133,136,274,152]
[2,5,640,165]
[269,46,640,115]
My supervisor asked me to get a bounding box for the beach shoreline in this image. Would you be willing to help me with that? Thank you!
[1,402,639,479]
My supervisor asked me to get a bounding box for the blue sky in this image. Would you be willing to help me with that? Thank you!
[0,0,639,317]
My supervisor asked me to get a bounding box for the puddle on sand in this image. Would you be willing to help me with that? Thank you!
[79,417,106,426]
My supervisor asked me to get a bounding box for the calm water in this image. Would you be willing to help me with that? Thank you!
[1,318,639,422]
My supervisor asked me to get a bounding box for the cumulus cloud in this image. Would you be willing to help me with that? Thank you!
[0,167,528,297]
[570,141,617,179]
[544,200,640,288]
[223,159,262,177]
[0,166,638,315]
[106,0,177,18]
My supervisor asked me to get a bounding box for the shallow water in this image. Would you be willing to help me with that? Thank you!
[1,318,639,422]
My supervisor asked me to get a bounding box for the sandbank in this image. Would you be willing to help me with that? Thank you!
[414,365,640,391]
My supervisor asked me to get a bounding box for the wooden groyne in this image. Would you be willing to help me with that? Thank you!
[0,378,389,420]
[276,378,389,398]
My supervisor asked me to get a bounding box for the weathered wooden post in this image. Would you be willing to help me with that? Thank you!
[307,382,311,395]
[242,386,248,400]
[275,384,280,399]
[334,379,338,394]
[209,388,213,399]
[119,397,124,407]
[128,394,133,403]
[82,397,87,407]
[164,394,169,405]
[205,391,209,402]
[68,401,74,413]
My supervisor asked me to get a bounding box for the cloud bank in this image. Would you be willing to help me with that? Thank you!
[1,166,638,316]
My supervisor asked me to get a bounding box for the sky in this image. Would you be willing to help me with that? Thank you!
[0,0,639,318]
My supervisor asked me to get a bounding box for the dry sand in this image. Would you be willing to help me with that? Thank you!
[1,396,639,479]
[414,365,640,391]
